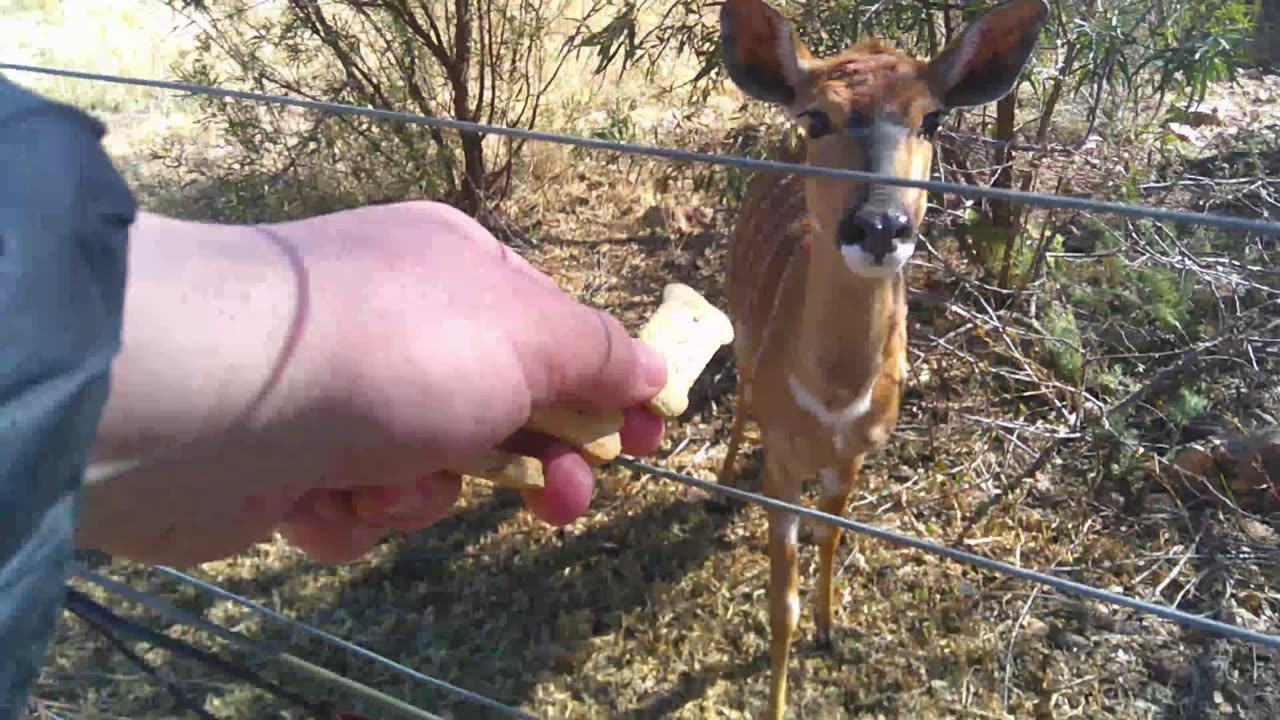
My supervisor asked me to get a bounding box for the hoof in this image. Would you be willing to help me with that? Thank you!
[815,629,834,653]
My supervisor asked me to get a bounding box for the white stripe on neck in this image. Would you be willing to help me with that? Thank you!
[788,374,875,448]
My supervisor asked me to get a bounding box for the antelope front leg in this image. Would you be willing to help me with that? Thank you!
[815,456,862,649]
[764,460,801,720]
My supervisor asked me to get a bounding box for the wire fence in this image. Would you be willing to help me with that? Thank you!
[2,62,1279,237]
[5,60,1278,718]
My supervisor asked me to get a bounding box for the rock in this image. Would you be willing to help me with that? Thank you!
[1165,122,1197,143]
[1239,516,1277,543]
[1171,444,1216,479]
[1185,109,1223,127]
[1160,428,1280,512]
[1229,606,1270,633]
[1144,492,1179,514]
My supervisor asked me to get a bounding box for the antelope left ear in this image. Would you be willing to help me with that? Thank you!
[925,0,1049,109]
[719,0,812,109]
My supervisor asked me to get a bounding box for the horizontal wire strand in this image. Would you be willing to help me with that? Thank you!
[64,586,359,719]
[14,52,1276,716]
[62,588,221,720]
[147,565,541,720]
[613,456,1280,651]
[1,62,1278,236]
[69,564,513,720]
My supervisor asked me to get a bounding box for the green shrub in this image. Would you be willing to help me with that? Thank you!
[164,0,584,220]
[1042,298,1085,383]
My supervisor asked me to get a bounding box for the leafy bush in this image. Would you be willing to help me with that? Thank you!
[1059,219,1199,342]
[161,0,1261,226]
[566,0,1260,292]
[163,0,585,219]
[1042,297,1085,383]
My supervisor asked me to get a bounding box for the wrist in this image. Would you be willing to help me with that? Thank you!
[93,213,334,460]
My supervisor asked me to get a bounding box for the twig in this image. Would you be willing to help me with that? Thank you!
[1106,307,1280,424]
[1002,518,1096,708]
[1147,531,1204,602]
[955,429,1075,545]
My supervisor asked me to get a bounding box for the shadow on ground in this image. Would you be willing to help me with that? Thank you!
[349,463,763,718]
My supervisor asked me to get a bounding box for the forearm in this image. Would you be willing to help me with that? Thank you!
[92,212,316,461]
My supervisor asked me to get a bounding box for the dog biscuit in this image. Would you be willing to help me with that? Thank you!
[638,283,734,418]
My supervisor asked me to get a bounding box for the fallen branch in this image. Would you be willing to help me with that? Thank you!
[1106,305,1280,424]
[955,303,1280,543]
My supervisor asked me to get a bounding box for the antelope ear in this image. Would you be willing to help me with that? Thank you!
[719,0,811,109]
[926,0,1049,109]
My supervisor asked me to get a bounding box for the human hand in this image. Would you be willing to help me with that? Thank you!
[82,202,667,566]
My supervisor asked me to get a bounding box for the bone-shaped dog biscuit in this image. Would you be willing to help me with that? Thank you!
[526,406,624,465]
[350,450,543,521]
[460,283,732,490]
[449,450,545,490]
[639,283,735,418]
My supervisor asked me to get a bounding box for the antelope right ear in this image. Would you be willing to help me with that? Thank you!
[926,0,1049,109]
[719,0,811,108]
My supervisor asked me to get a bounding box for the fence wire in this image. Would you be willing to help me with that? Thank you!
[613,457,1280,650]
[10,57,1279,719]
[146,565,539,719]
[69,564,522,720]
[1,62,1278,236]
[68,448,1280,719]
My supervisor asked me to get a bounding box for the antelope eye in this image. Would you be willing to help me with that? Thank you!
[921,110,945,138]
[801,110,833,139]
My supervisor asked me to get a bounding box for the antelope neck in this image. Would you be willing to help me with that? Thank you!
[790,234,900,409]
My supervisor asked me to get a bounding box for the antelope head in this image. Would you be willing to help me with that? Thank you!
[720,0,1049,279]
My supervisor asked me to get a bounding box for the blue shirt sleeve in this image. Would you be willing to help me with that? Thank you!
[0,74,135,720]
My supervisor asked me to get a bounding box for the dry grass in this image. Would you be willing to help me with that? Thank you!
[10,2,1280,719]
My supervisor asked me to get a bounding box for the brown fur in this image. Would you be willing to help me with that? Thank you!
[718,43,925,719]
[714,1,1048,717]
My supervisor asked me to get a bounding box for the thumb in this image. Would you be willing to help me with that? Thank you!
[512,286,668,411]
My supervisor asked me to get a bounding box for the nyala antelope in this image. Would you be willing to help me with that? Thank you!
[714,0,1049,716]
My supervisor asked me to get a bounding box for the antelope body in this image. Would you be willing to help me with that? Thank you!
[713,1,1049,717]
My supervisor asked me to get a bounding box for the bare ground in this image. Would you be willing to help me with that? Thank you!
[11,7,1280,718]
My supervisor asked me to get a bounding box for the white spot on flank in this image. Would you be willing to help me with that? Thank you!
[786,593,800,629]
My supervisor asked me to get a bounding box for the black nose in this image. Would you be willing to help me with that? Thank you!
[837,210,914,263]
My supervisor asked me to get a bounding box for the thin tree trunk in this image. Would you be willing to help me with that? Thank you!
[451,0,484,215]
[993,91,1018,289]
[1252,0,1280,69]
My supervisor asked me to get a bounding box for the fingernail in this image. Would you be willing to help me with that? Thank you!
[638,341,668,390]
